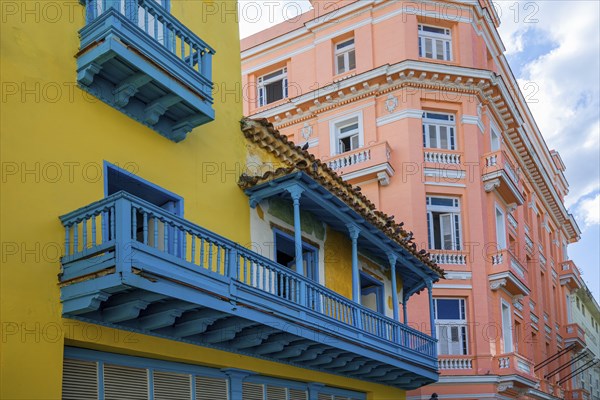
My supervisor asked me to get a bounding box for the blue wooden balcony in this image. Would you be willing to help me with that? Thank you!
[76,0,215,142]
[59,192,439,389]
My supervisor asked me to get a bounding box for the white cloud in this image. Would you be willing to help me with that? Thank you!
[498,1,600,214]
[575,194,600,227]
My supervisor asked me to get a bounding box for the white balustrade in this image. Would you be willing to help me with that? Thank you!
[430,252,467,265]
[328,149,371,170]
[424,151,461,165]
[498,357,510,368]
[438,357,473,370]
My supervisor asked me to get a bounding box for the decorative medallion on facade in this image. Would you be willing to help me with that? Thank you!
[385,94,398,114]
[300,122,313,141]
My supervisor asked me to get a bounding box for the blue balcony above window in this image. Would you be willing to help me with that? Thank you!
[77,0,215,142]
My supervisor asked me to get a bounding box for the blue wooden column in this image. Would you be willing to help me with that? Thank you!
[308,383,325,400]
[287,187,305,275]
[427,280,436,339]
[347,224,361,303]
[387,253,399,321]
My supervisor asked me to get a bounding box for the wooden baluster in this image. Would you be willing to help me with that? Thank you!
[182,229,187,261]
[131,207,137,241]
[65,224,71,256]
[82,219,87,250]
[199,237,205,268]
[163,220,168,253]
[73,221,79,253]
[216,244,221,273]
[91,215,97,247]
[142,212,148,245]
[144,7,149,34]
[180,36,185,62]
[191,234,196,265]
[173,224,178,257]
[153,9,158,40]
[208,240,213,271]
[153,215,158,248]
[110,206,115,240]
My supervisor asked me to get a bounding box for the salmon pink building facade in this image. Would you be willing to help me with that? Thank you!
[241,0,590,399]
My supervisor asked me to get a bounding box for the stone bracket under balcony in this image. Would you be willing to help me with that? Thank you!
[59,192,439,390]
[76,3,215,142]
[483,170,525,206]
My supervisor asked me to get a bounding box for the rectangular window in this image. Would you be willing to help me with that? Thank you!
[335,38,356,74]
[491,125,501,151]
[274,229,318,281]
[427,196,462,250]
[418,25,452,61]
[257,68,288,107]
[501,301,513,353]
[360,272,384,314]
[434,298,468,355]
[422,112,456,150]
[333,116,361,154]
[495,206,507,250]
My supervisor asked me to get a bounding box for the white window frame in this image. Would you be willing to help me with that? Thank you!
[257,68,288,107]
[501,299,513,353]
[418,24,452,61]
[490,122,501,151]
[426,196,462,251]
[329,113,364,156]
[422,112,456,150]
[495,204,507,250]
[335,38,356,75]
[434,298,468,355]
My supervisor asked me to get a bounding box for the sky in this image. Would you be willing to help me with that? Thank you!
[238,0,600,301]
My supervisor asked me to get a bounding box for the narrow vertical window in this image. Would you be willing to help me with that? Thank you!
[491,125,501,151]
[501,301,513,353]
[335,38,356,74]
[495,206,507,250]
[426,196,462,251]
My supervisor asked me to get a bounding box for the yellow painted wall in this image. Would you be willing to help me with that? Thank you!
[0,0,247,398]
[0,1,406,399]
[324,226,354,299]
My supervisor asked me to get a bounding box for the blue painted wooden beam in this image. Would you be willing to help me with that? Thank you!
[201,319,256,344]
[251,333,298,355]
[319,354,355,369]
[227,326,279,350]
[112,73,153,107]
[102,299,153,323]
[270,341,313,359]
[143,94,182,125]
[333,358,367,373]
[289,345,328,363]
[164,309,225,338]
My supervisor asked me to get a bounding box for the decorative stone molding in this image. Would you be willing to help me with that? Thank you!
[300,122,313,141]
[385,94,398,113]
[490,278,507,291]
[377,171,390,186]
[498,382,514,392]
[484,178,501,192]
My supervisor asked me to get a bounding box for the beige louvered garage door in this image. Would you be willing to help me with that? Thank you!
[62,358,98,400]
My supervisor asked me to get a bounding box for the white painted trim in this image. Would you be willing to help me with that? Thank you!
[319,101,375,123]
[328,110,364,156]
[433,284,472,289]
[461,114,484,133]
[314,18,372,44]
[243,45,313,75]
[425,182,467,188]
[340,162,394,181]
[424,168,466,180]
[489,271,531,296]
[376,109,423,127]
[444,271,472,280]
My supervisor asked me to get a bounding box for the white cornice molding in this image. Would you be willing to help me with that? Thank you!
[376,108,423,126]
[461,114,484,133]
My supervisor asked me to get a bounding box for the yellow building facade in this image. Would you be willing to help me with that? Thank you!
[1,1,442,399]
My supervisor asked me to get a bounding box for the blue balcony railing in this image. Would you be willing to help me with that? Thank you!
[61,192,436,359]
[77,0,215,141]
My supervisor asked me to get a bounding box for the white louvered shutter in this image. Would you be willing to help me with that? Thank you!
[104,364,149,399]
[154,371,192,400]
[196,376,228,400]
[318,394,333,400]
[243,382,264,400]
[62,358,98,400]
